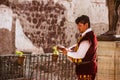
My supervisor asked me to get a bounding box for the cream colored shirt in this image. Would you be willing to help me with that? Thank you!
[67,28,92,59]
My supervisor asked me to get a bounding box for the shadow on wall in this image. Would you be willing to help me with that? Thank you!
[0,28,14,54]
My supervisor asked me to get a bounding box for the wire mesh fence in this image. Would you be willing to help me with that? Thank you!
[0,53,76,80]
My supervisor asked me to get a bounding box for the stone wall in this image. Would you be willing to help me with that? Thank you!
[97,41,120,80]
[0,0,110,53]
[11,0,69,53]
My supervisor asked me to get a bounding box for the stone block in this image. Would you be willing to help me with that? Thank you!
[97,41,120,80]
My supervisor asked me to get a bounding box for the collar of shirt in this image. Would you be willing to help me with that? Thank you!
[81,28,92,37]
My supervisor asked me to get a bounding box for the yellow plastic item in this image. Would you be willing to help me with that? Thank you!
[16,51,24,57]
[52,46,59,55]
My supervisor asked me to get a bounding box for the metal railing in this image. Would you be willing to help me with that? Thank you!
[0,53,76,80]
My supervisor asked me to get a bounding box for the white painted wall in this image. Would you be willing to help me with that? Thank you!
[55,0,108,24]
[0,5,12,31]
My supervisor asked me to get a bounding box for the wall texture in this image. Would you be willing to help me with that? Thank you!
[0,5,15,54]
[97,41,120,80]
[0,0,110,53]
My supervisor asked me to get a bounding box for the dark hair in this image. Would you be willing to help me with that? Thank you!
[75,15,90,28]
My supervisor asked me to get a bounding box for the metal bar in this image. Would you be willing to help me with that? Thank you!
[51,56,53,80]
[0,54,76,80]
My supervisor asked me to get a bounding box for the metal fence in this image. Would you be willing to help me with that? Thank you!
[0,54,76,80]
